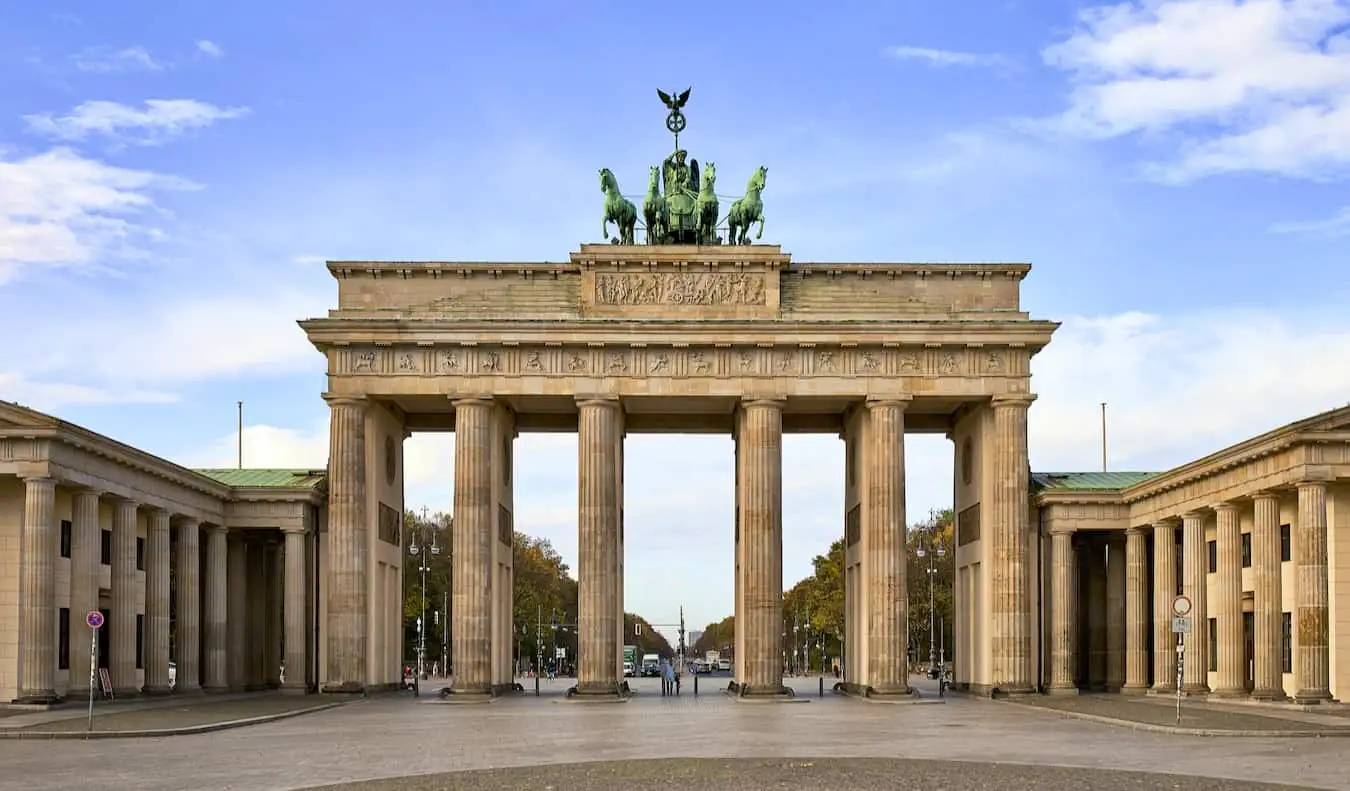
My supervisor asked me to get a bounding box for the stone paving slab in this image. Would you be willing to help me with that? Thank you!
[1013,694,1350,735]
[6,696,344,736]
[301,757,1321,791]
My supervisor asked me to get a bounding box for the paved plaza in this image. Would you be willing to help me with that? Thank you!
[1,678,1347,790]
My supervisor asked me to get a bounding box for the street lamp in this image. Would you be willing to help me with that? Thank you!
[915,538,947,677]
[408,508,441,683]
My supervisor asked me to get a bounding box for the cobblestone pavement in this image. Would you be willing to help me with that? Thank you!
[305,757,1322,791]
[0,676,1346,791]
[1017,693,1350,733]
[12,696,340,733]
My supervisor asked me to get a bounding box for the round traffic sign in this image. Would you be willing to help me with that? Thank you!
[1171,595,1192,617]
[85,610,104,629]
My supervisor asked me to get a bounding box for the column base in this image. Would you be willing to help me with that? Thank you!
[1249,687,1286,702]
[1046,685,1080,696]
[321,681,367,695]
[1180,684,1210,697]
[991,684,1036,698]
[1121,683,1150,696]
[112,686,141,699]
[449,681,492,696]
[865,684,912,700]
[142,684,174,696]
[727,680,798,700]
[280,683,310,696]
[11,692,61,705]
[1293,691,1332,704]
[568,680,625,698]
[172,683,203,695]
[1210,686,1248,699]
[202,684,232,694]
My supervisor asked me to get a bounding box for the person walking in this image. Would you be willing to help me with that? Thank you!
[662,658,676,697]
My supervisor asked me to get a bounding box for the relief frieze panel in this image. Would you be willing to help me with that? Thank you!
[594,271,767,306]
[337,343,1023,379]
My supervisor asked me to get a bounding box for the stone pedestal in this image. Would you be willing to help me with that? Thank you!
[573,397,622,698]
[1047,528,1078,694]
[283,528,309,692]
[15,476,58,704]
[1151,521,1178,693]
[864,398,910,697]
[1294,481,1331,703]
[1180,511,1209,695]
[450,397,495,696]
[174,518,202,694]
[67,489,101,699]
[202,525,229,692]
[323,395,369,694]
[1212,503,1245,698]
[1123,527,1150,693]
[734,398,787,698]
[109,498,140,697]
[1250,494,1284,700]
[143,508,172,695]
[991,394,1035,694]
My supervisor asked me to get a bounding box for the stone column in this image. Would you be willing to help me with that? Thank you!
[1151,521,1178,693]
[67,489,101,698]
[1180,511,1209,694]
[174,518,201,693]
[865,398,910,697]
[574,396,622,697]
[1251,493,1284,700]
[227,534,248,689]
[143,508,172,695]
[451,397,494,695]
[247,540,268,689]
[16,476,57,703]
[991,393,1035,694]
[1105,535,1126,691]
[264,541,283,688]
[1123,527,1150,693]
[109,498,140,697]
[283,527,309,692]
[324,395,368,693]
[1294,481,1331,703]
[1047,528,1078,694]
[737,398,786,697]
[1212,503,1244,697]
[202,525,229,691]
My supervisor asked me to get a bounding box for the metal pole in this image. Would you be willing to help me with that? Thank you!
[928,554,936,674]
[87,628,97,731]
[418,545,427,681]
[237,401,243,469]
[1176,633,1184,724]
[1101,402,1108,472]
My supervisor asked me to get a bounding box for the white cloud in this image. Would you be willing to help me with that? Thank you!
[1269,206,1350,237]
[24,99,250,146]
[1038,0,1350,182]
[885,45,1013,69]
[71,46,164,73]
[0,147,195,282]
[0,373,176,409]
[168,303,1350,627]
[196,40,224,58]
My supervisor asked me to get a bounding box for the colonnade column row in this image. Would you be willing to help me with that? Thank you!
[16,476,57,703]
[991,393,1035,694]
[66,488,102,698]
[1046,527,1078,694]
[323,395,369,693]
[1122,527,1150,693]
[282,527,309,692]
[1250,494,1284,700]
[1212,503,1244,697]
[1150,521,1178,693]
[109,497,140,697]
[1180,511,1209,694]
[203,525,230,691]
[736,398,786,696]
[1295,481,1331,703]
[865,398,910,697]
[450,397,495,695]
[575,396,622,696]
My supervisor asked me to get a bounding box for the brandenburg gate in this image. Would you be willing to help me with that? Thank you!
[298,90,1058,699]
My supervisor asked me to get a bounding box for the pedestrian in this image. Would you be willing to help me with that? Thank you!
[662,659,675,696]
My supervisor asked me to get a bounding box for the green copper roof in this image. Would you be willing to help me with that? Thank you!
[194,469,326,489]
[1031,471,1159,492]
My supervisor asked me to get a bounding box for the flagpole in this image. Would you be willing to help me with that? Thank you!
[237,401,243,469]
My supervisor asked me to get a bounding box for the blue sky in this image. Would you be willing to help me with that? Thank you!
[4,1,1350,636]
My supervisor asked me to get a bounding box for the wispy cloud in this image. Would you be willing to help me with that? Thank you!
[196,40,224,58]
[24,99,250,146]
[1269,207,1350,238]
[1035,0,1350,184]
[884,45,1013,69]
[71,45,164,73]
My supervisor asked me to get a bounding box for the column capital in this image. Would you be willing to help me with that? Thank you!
[1047,524,1075,537]
[1296,479,1330,492]
[1251,491,1282,504]
[990,393,1037,409]
[1151,518,1180,529]
[322,393,369,409]
[203,523,227,535]
[280,525,309,536]
[21,475,56,486]
[1125,525,1150,537]
[145,505,172,518]
[451,395,495,408]
[575,395,621,411]
[173,515,201,528]
[740,396,786,410]
[864,395,913,411]
[1179,510,1205,521]
[1211,501,1239,515]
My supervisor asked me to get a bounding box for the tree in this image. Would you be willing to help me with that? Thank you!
[907,509,955,667]
[624,613,675,658]
[402,510,453,664]
[692,615,735,655]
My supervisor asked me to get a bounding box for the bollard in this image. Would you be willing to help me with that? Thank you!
[535,674,540,697]
[819,676,824,698]
[694,675,699,696]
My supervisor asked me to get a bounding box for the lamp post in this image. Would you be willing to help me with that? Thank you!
[915,537,947,677]
[408,507,441,682]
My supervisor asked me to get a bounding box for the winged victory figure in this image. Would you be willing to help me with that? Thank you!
[657,88,691,111]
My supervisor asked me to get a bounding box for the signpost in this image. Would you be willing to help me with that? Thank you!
[1171,595,1192,724]
[85,610,104,731]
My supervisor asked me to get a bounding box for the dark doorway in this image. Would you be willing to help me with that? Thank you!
[1243,611,1255,693]
[98,608,111,669]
